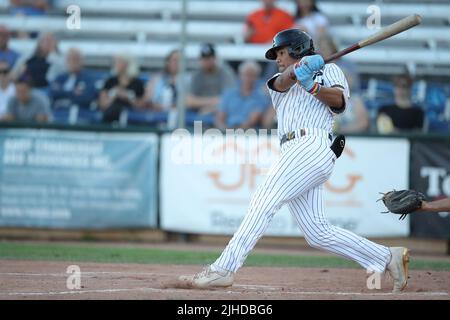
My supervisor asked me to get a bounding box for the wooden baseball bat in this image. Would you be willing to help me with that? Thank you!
[324,14,422,63]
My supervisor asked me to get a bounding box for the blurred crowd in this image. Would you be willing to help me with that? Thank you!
[0,0,448,135]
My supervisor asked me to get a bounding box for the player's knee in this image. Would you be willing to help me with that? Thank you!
[304,227,336,249]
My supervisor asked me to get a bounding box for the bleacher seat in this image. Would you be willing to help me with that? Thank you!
[1,0,448,76]
[126,110,169,127]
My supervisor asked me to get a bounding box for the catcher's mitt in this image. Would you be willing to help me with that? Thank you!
[378,190,426,220]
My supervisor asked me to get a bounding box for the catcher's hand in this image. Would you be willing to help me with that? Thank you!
[378,190,426,220]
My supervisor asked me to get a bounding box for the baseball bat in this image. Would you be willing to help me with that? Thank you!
[324,14,422,63]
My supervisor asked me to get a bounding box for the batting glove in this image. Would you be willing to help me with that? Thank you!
[293,55,324,95]
[293,61,315,92]
[302,54,325,72]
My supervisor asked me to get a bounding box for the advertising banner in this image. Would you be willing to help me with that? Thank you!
[410,141,450,239]
[0,129,158,229]
[161,132,409,237]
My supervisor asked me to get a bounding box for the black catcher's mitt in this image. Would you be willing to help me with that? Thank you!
[378,190,426,220]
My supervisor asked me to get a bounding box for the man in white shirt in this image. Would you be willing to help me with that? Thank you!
[0,60,15,117]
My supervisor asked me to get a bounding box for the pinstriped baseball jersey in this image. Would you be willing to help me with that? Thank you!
[267,63,350,139]
[211,59,391,276]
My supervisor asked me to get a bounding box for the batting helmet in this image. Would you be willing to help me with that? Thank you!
[265,29,315,60]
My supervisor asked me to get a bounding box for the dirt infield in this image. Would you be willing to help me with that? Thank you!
[0,260,448,300]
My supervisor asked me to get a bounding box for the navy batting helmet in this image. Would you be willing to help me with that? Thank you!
[265,29,315,60]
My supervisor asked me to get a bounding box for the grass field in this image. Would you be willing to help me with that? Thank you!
[1,241,449,270]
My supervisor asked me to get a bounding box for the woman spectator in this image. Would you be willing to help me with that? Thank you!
[317,34,369,133]
[0,60,15,117]
[12,32,65,88]
[294,0,329,43]
[144,49,180,111]
[98,54,145,123]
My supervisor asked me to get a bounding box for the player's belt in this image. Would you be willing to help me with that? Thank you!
[280,128,332,146]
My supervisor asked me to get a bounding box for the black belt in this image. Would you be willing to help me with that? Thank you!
[280,129,332,146]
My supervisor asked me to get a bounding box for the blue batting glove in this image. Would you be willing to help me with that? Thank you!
[293,61,314,91]
[301,54,325,72]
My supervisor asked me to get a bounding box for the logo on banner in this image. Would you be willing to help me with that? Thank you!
[420,166,450,218]
[325,147,363,208]
[206,140,278,191]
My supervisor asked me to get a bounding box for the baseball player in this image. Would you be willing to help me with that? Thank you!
[180,29,409,293]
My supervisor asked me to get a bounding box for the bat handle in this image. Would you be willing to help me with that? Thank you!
[324,44,361,64]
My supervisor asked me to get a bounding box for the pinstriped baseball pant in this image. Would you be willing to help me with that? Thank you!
[213,134,391,273]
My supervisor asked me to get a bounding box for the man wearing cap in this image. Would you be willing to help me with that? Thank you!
[186,43,236,116]
[0,73,51,123]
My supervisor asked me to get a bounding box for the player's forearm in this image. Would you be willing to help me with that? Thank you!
[420,198,450,212]
[315,87,345,109]
[273,64,297,92]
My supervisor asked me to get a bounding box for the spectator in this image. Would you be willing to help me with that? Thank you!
[49,48,97,109]
[316,33,361,92]
[144,49,181,111]
[216,61,270,130]
[12,32,66,88]
[186,43,236,115]
[0,60,15,117]
[244,0,294,44]
[333,72,369,134]
[0,73,51,123]
[9,1,51,38]
[9,0,50,16]
[261,104,277,130]
[317,34,368,133]
[294,0,329,43]
[98,53,145,123]
[376,74,425,134]
[0,25,20,69]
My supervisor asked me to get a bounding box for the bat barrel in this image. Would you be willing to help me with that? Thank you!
[324,14,422,63]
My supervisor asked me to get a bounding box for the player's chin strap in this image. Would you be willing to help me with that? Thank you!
[330,135,345,159]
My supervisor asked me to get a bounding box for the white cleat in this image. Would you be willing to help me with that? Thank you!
[386,247,409,293]
[178,265,234,289]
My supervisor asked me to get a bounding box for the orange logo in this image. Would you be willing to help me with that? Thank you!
[325,147,362,194]
[207,140,277,191]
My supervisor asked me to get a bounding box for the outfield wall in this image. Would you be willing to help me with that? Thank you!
[0,124,448,238]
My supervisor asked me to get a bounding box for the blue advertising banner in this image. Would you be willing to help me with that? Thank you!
[0,129,158,229]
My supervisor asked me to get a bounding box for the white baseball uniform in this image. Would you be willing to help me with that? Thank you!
[212,63,391,273]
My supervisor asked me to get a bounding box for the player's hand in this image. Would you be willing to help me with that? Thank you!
[302,55,324,72]
[293,61,315,91]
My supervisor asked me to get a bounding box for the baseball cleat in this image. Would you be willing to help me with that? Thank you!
[386,247,409,293]
[178,265,234,288]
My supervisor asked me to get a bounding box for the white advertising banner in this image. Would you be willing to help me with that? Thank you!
[161,132,410,237]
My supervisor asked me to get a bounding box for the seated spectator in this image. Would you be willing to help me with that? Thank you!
[317,33,361,92]
[334,77,369,134]
[186,43,236,115]
[216,61,270,130]
[261,107,277,130]
[0,25,20,69]
[9,0,49,16]
[0,73,51,123]
[317,34,369,133]
[144,49,180,111]
[98,54,145,123]
[0,60,15,117]
[376,74,424,134]
[49,48,97,109]
[294,0,329,43]
[12,32,66,88]
[9,1,51,38]
[244,0,294,44]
